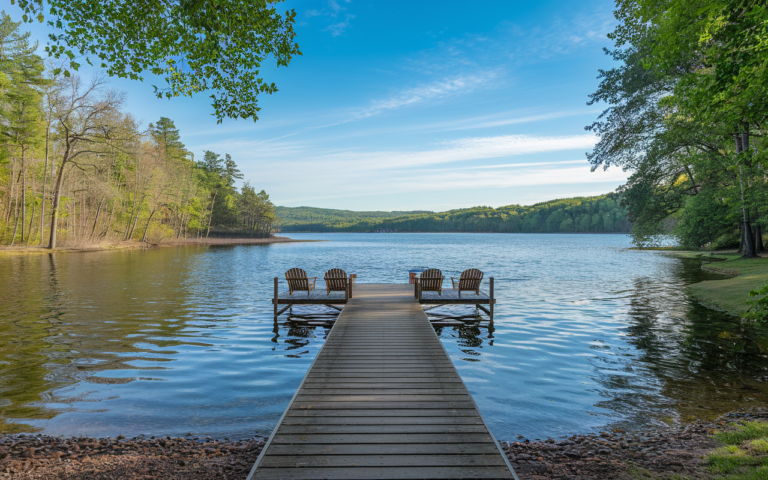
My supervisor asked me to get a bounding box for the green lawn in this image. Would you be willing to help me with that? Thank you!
[706,421,768,479]
[681,253,768,316]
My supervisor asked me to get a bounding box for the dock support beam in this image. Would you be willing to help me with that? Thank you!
[490,277,494,324]
[273,277,278,320]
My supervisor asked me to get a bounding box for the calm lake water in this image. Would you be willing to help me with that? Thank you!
[1,233,767,441]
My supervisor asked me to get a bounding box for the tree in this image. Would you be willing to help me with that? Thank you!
[587,0,768,257]
[0,12,46,245]
[196,150,224,238]
[674,185,733,251]
[13,0,302,122]
[47,74,123,248]
[150,117,188,164]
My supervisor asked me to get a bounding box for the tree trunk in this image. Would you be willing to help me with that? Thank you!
[48,156,69,249]
[40,124,50,245]
[20,148,26,242]
[206,189,217,238]
[101,199,116,239]
[734,133,756,258]
[127,195,145,240]
[141,208,157,243]
[123,186,139,240]
[90,198,103,240]
[5,158,15,225]
[9,188,20,246]
[26,202,36,244]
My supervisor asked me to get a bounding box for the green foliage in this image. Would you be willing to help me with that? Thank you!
[275,206,431,230]
[589,0,768,254]
[12,0,302,122]
[746,282,768,323]
[278,194,631,233]
[674,186,734,249]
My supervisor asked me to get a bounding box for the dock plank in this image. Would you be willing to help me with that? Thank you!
[248,284,517,480]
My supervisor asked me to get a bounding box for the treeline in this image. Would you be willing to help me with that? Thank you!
[588,1,768,254]
[0,14,276,247]
[275,206,430,230]
[278,195,631,233]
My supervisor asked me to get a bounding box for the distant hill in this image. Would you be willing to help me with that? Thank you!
[276,194,631,233]
[275,206,431,231]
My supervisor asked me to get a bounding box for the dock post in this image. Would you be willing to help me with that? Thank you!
[273,277,278,320]
[490,277,494,323]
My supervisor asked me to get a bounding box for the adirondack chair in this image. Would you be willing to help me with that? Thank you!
[418,268,445,297]
[451,268,484,298]
[285,268,317,297]
[324,268,349,295]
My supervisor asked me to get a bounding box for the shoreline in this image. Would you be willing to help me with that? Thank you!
[666,250,768,316]
[0,236,319,256]
[3,408,765,479]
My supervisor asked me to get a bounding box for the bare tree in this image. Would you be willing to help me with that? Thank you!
[47,74,124,249]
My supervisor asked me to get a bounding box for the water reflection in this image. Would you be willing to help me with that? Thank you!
[1,234,767,441]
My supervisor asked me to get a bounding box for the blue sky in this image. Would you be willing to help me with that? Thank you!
[9,0,627,211]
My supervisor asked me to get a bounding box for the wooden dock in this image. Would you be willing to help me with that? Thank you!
[248,284,517,480]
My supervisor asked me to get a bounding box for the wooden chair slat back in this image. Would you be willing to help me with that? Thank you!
[324,268,348,293]
[286,268,310,294]
[420,268,444,292]
[458,268,484,293]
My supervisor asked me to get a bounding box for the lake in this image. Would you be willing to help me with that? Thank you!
[1,233,767,442]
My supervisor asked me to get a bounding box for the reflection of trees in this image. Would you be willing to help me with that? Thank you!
[0,249,333,434]
[592,257,768,428]
[0,250,208,430]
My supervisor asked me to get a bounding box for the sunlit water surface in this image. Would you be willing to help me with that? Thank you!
[1,233,767,441]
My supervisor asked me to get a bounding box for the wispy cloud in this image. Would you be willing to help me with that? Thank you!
[423,109,601,132]
[218,133,599,174]
[308,0,355,36]
[351,71,498,120]
[404,11,615,76]
[275,166,627,205]
[328,0,346,15]
[325,15,355,37]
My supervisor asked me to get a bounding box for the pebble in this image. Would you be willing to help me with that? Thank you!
[502,406,768,480]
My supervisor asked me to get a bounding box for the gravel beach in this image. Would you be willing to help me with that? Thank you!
[2,408,766,479]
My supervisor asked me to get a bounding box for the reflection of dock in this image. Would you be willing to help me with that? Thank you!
[249,284,517,480]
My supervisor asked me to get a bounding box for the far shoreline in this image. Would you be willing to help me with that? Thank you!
[0,236,323,256]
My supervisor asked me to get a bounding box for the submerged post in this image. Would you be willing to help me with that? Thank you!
[273,277,278,319]
[490,277,494,323]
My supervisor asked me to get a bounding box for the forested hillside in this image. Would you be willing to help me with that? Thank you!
[278,195,630,233]
[275,206,430,230]
[0,14,276,247]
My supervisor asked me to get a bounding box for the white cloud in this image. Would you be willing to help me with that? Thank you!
[325,14,355,37]
[352,72,498,120]
[328,0,345,15]
[275,166,627,204]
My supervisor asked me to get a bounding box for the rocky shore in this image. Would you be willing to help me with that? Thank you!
[0,435,265,479]
[504,408,768,479]
[2,408,766,479]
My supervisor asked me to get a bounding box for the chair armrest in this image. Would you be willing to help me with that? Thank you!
[450,277,458,288]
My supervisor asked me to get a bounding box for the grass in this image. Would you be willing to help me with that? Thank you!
[679,253,768,315]
[0,419,38,434]
[705,421,768,479]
